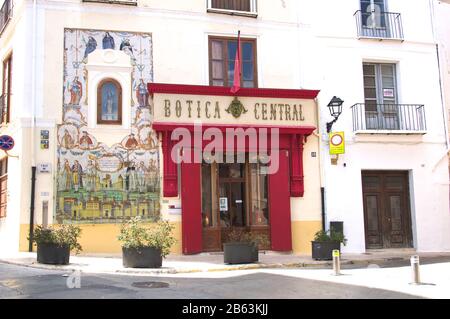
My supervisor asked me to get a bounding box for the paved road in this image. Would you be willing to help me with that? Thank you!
[0,263,421,299]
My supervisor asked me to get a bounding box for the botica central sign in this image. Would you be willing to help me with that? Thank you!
[153,94,315,126]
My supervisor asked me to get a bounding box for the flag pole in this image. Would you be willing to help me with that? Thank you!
[231,30,241,94]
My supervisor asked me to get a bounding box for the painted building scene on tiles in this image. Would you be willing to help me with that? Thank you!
[56,29,160,224]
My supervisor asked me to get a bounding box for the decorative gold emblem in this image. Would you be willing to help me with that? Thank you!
[226,97,248,119]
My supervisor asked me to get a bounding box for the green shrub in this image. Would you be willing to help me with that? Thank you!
[313,230,347,246]
[30,224,82,254]
[117,216,177,258]
[226,229,269,249]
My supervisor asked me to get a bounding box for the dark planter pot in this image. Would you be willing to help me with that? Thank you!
[223,242,258,264]
[122,247,162,268]
[311,241,341,261]
[37,243,70,265]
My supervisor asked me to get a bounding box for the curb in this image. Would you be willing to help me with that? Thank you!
[3,254,442,275]
[0,258,356,275]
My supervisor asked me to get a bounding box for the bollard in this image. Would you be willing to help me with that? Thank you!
[332,249,341,276]
[410,255,421,285]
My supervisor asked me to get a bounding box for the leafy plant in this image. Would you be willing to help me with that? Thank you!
[226,229,269,249]
[117,216,177,258]
[313,230,347,246]
[30,224,82,254]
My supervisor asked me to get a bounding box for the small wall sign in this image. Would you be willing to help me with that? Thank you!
[40,130,50,149]
[329,132,345,155]
[40,130,49,139]
[38,163,52,173]
[383,89,395,98]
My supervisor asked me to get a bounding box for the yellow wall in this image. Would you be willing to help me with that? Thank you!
[20,221,319,255]
[20,222,182,255]
[291,220,322,254]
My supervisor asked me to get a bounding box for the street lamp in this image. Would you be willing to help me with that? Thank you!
[326,96,344,133]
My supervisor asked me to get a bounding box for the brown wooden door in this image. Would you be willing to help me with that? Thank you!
[201,162,221,252]
[201,157,272,251]
[362,171,412,249]
[201,161,247,251]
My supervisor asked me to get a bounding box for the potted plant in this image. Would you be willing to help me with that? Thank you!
[118,216,176,268]
[223,230,269,265]
[31,224,82,265]
[311,230,347,261]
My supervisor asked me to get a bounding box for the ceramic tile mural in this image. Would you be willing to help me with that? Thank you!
[56,29,160,224]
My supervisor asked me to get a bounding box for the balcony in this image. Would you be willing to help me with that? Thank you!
[0,0,12,35]
[354,10,404,41]
[351,103,426,134]
[207,0,257,17]
[82,0,137,5]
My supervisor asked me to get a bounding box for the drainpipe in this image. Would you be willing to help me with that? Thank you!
[29,0,37,252]
[28,167,36,252]
[313,98,326,231]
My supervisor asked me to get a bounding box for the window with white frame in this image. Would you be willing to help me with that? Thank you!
[363,63,399,129]
[207,0,257,17]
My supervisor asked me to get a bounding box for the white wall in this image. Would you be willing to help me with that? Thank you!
[435,0,450,143]
[305,0,450,252]
[0,0,29,254]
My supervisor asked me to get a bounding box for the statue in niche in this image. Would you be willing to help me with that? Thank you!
[98,79,121,124]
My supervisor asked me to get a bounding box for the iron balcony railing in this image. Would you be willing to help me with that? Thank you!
[354,10,404,40]
[0,0,13,35]
[351,103,426,132]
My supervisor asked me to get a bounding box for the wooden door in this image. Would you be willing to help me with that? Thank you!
[218,161,247,243]
[201,162,221,252]
[362,171,412,249]
[201,157,273,251]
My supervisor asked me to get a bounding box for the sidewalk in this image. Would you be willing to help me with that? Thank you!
[1,250,450,275]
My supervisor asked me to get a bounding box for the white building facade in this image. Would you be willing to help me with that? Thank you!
[435,0,450,160]
[309,0,450,253]
[0,0,449,255]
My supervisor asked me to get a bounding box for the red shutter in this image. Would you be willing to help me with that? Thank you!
[290,134,305,197]
[269,150,292,251]
[161,132,178,197]
[181,160,203,254]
